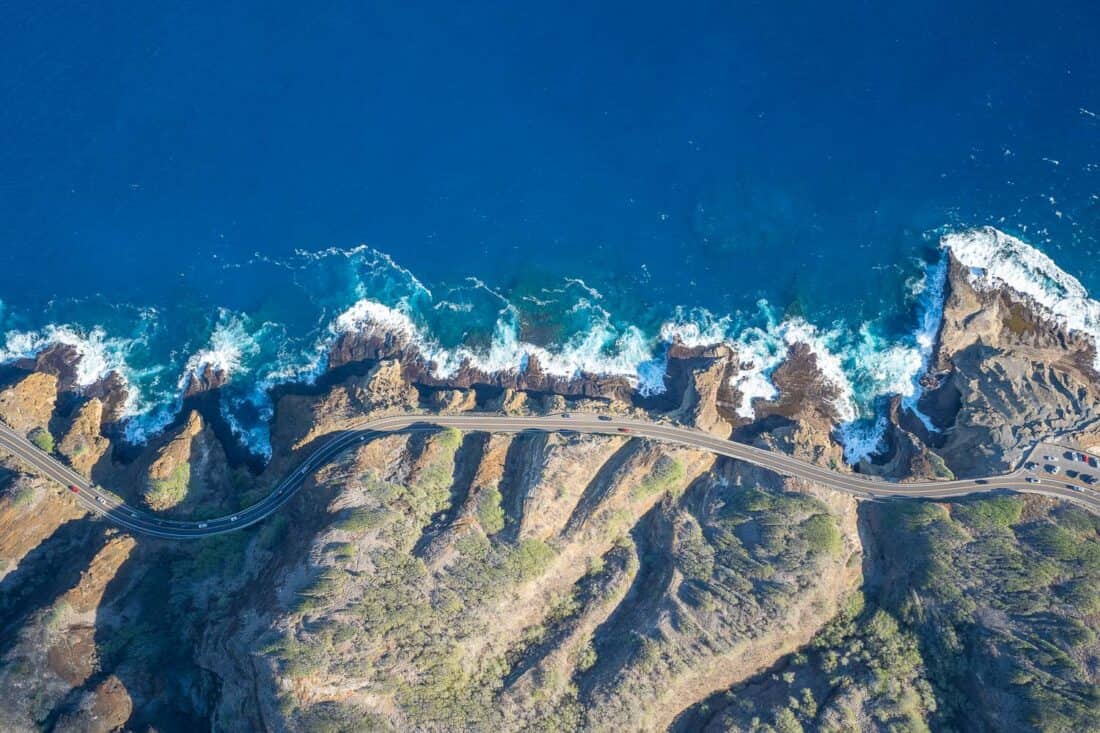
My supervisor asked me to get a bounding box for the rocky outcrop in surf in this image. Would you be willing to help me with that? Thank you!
[909,238,1100,476]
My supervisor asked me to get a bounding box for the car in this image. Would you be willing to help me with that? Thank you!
[129,511,138,518]
[1045,464,1059,474]
[96,496,107,505]
[617,427,631,433]
[1067,469,1079,478]
[68,484,80,493]
[561,413,571,418]
[1089,457,1098,468]
[1080,453,1090,462]
[197,522,208,529]
[1026,477,1040,484]
[1065,451,1077,460]
[975,479,988,485]
[1043,454,1055,461]
[230,515,239,522]
[597,415,612,422]
[1082,474,1097,484]
[1024,461,1038,470]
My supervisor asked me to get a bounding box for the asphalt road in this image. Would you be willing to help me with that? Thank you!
[2,413,1099,540]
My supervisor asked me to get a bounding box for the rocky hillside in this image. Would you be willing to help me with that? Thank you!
[0,249,1098,731]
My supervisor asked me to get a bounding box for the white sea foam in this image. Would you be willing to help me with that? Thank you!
[177,311,262,391]
[0,324,133,388]
[0,320,177,443]
[21,228,1078,469]
[332,298,419,340]
[900,253,948,431]
[328,297,666,393]
[658,307,733,347]
[837,415,889,464]
[942,226,1100,366]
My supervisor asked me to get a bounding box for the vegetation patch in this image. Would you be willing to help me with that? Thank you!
[869,497,1100,731]
[802,513,842,556]
[476,486,505,535]
[632,456,685,500]
[146,463,191,510]
[27,428,54,454]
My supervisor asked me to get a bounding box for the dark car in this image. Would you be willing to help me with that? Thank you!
[1081,474,1097,484]
[597,415,613,422]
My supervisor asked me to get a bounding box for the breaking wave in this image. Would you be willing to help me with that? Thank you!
[0,226,1078,465]
[943,226,1100,366]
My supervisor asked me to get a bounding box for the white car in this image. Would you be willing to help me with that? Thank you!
[1026,477,1040,484]
[197,522,208,529]
[230,515,239,522]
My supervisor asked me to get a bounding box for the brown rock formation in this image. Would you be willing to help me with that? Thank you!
[665,343,741,436]
[181,363,231,397]
[81,371,129,426]
[57,399,111,477]
[0,372,59,434]
[141,411,229,512]
[916,253,1100,476]
[271,358,420,452]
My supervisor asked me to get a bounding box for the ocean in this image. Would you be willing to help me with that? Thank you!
[0,2,1097,460]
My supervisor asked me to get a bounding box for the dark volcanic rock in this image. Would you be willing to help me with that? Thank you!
[182,363,231,398]
[83,372,130,426]
[329,331,637,403]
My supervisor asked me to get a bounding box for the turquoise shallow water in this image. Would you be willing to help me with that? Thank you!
[0,2,1097,457]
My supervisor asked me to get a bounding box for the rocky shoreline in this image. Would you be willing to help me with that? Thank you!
[2,249,1100,487]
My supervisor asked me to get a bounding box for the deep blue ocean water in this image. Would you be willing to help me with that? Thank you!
[1,2,1098,457]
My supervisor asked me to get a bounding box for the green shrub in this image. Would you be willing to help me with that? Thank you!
[28,427,54,453]
[10,484,38,507]
[436,427,462,451]
[507,538,556,581]
[146,463,191,509]
[633,456,685,500]
[476,487,505,535]
[256,514,289,551]
[955,496,1024,531]
[802,513,842,556]
[296,568,348,613]
[335,505,393,533]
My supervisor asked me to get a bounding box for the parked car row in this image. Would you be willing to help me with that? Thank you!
[1063,450,1098,468]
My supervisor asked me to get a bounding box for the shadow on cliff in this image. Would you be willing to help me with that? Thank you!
[576,501,675,702]
[0,516,110,662]
[412,432,488,557]
[42,537,220,732]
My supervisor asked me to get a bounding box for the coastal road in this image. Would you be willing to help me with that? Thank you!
[2,413,1099,540]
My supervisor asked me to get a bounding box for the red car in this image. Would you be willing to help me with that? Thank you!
[617,427,631,433]
[68,484,80,493]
